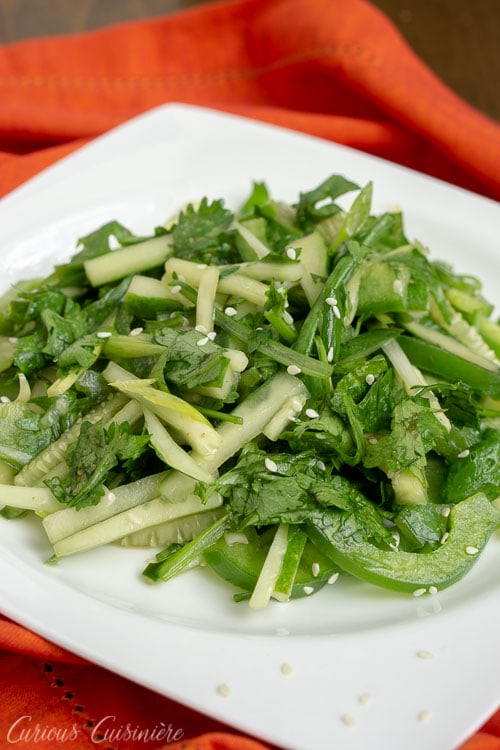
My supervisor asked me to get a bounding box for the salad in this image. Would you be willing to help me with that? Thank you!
[0,174,499,609]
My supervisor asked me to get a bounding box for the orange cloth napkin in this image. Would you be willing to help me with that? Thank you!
[0,0,499,748]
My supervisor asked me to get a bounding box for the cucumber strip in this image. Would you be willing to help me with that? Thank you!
[165,258,270,307]
[232,221,270,259]
[231,260,302,283]
[14,394,127,488]
[262,391,308,441]
[125,275,191,317]
[84,235,173,287]
[43,471,168,544]
[109,378,222,457]
[0,484,61,514]
[53,491,223,558]
[272,527,308,602]
[249,523,289,609]
[382,337,452,432]
[143,407,214,483]
[195,266,219,334]
[196,371,311,473]
[118,507,225,548]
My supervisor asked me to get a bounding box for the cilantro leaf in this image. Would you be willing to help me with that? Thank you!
[171,198,235,264]
[45,420,150,510]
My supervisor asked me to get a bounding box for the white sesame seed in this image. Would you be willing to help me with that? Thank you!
[365,373,375,385]
[265,458,278,473]
[303,586,314,595]
[392,279,404,295]
[441,506,451,517]
[368,437,378,444]
[195,324,208,333]
[207,331,217,341]
[283,311,294,325]
[305,408,319,419]
[340,713,355,727]
[418,710,431,723]
[328,572,339,585]
[170,284,182,294]
[332,305,341,319]
[286,247,297,261]
[440,531,450,545]
[292,398,303,412]
[416,650,435,660]
[280,662,294,676]
[358,693,372,705]
[196,337,209,346]
[129,327,144,337]
[96,331,112,339]
[312,562,320,578]
[316,433,326,440]
[316,460,326,471]
[0,395,11,403]
[413,588,427,597]
[217,683,231,698]
[287,365,301,375]
[458,449,470,459]
[428,586,438,595]
[8,337,18,344]
[224,306,237,317]
[466,546,479,555]
[327,346,334,362]
[326,296,338,307]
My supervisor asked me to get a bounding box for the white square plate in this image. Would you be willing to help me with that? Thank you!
[1,104,499,750]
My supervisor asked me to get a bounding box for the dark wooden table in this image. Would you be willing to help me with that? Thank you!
[0,0,499,122]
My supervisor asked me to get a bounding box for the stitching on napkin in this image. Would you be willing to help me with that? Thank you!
[40,662,117,750]
[0,42,383,91]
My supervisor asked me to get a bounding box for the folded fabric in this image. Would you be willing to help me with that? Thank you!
[0,0,499,748]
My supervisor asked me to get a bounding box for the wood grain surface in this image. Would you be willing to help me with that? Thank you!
[0,0,498,121]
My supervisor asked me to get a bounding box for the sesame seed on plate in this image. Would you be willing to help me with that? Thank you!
[418,710,431,723]
[428,586,438,595]
[325,296,337,307]
[332,305,341,319]
[216,683,231,698]
[0,396,11,403]
[96,331,112,339]
[312,562,320,578]
[283,311,294,325]
[280,662,294,676]
[328,572,339,585]
[286,247,297,261]
[413,588,427,597]
[287,365,301,375]
[129,327,144,337]
[365,373,375,385]
[441,507,451,517]
[440,532,450,544]
[196,337,209,347]
[340,714,355,727]
[358,693,372,705]
[327,346,334,362]
[224,306,237,317]
[207,331,217,341]
[170,284,182,294]
[303,586,314,595]
[416,650,435,660]
[457,449,470,458]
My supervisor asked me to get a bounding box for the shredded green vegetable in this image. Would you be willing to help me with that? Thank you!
[1,174,499,608]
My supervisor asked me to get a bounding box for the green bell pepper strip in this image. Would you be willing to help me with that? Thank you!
[398,335,500,398]
[305,493,500,594]
[203,528,338,600]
